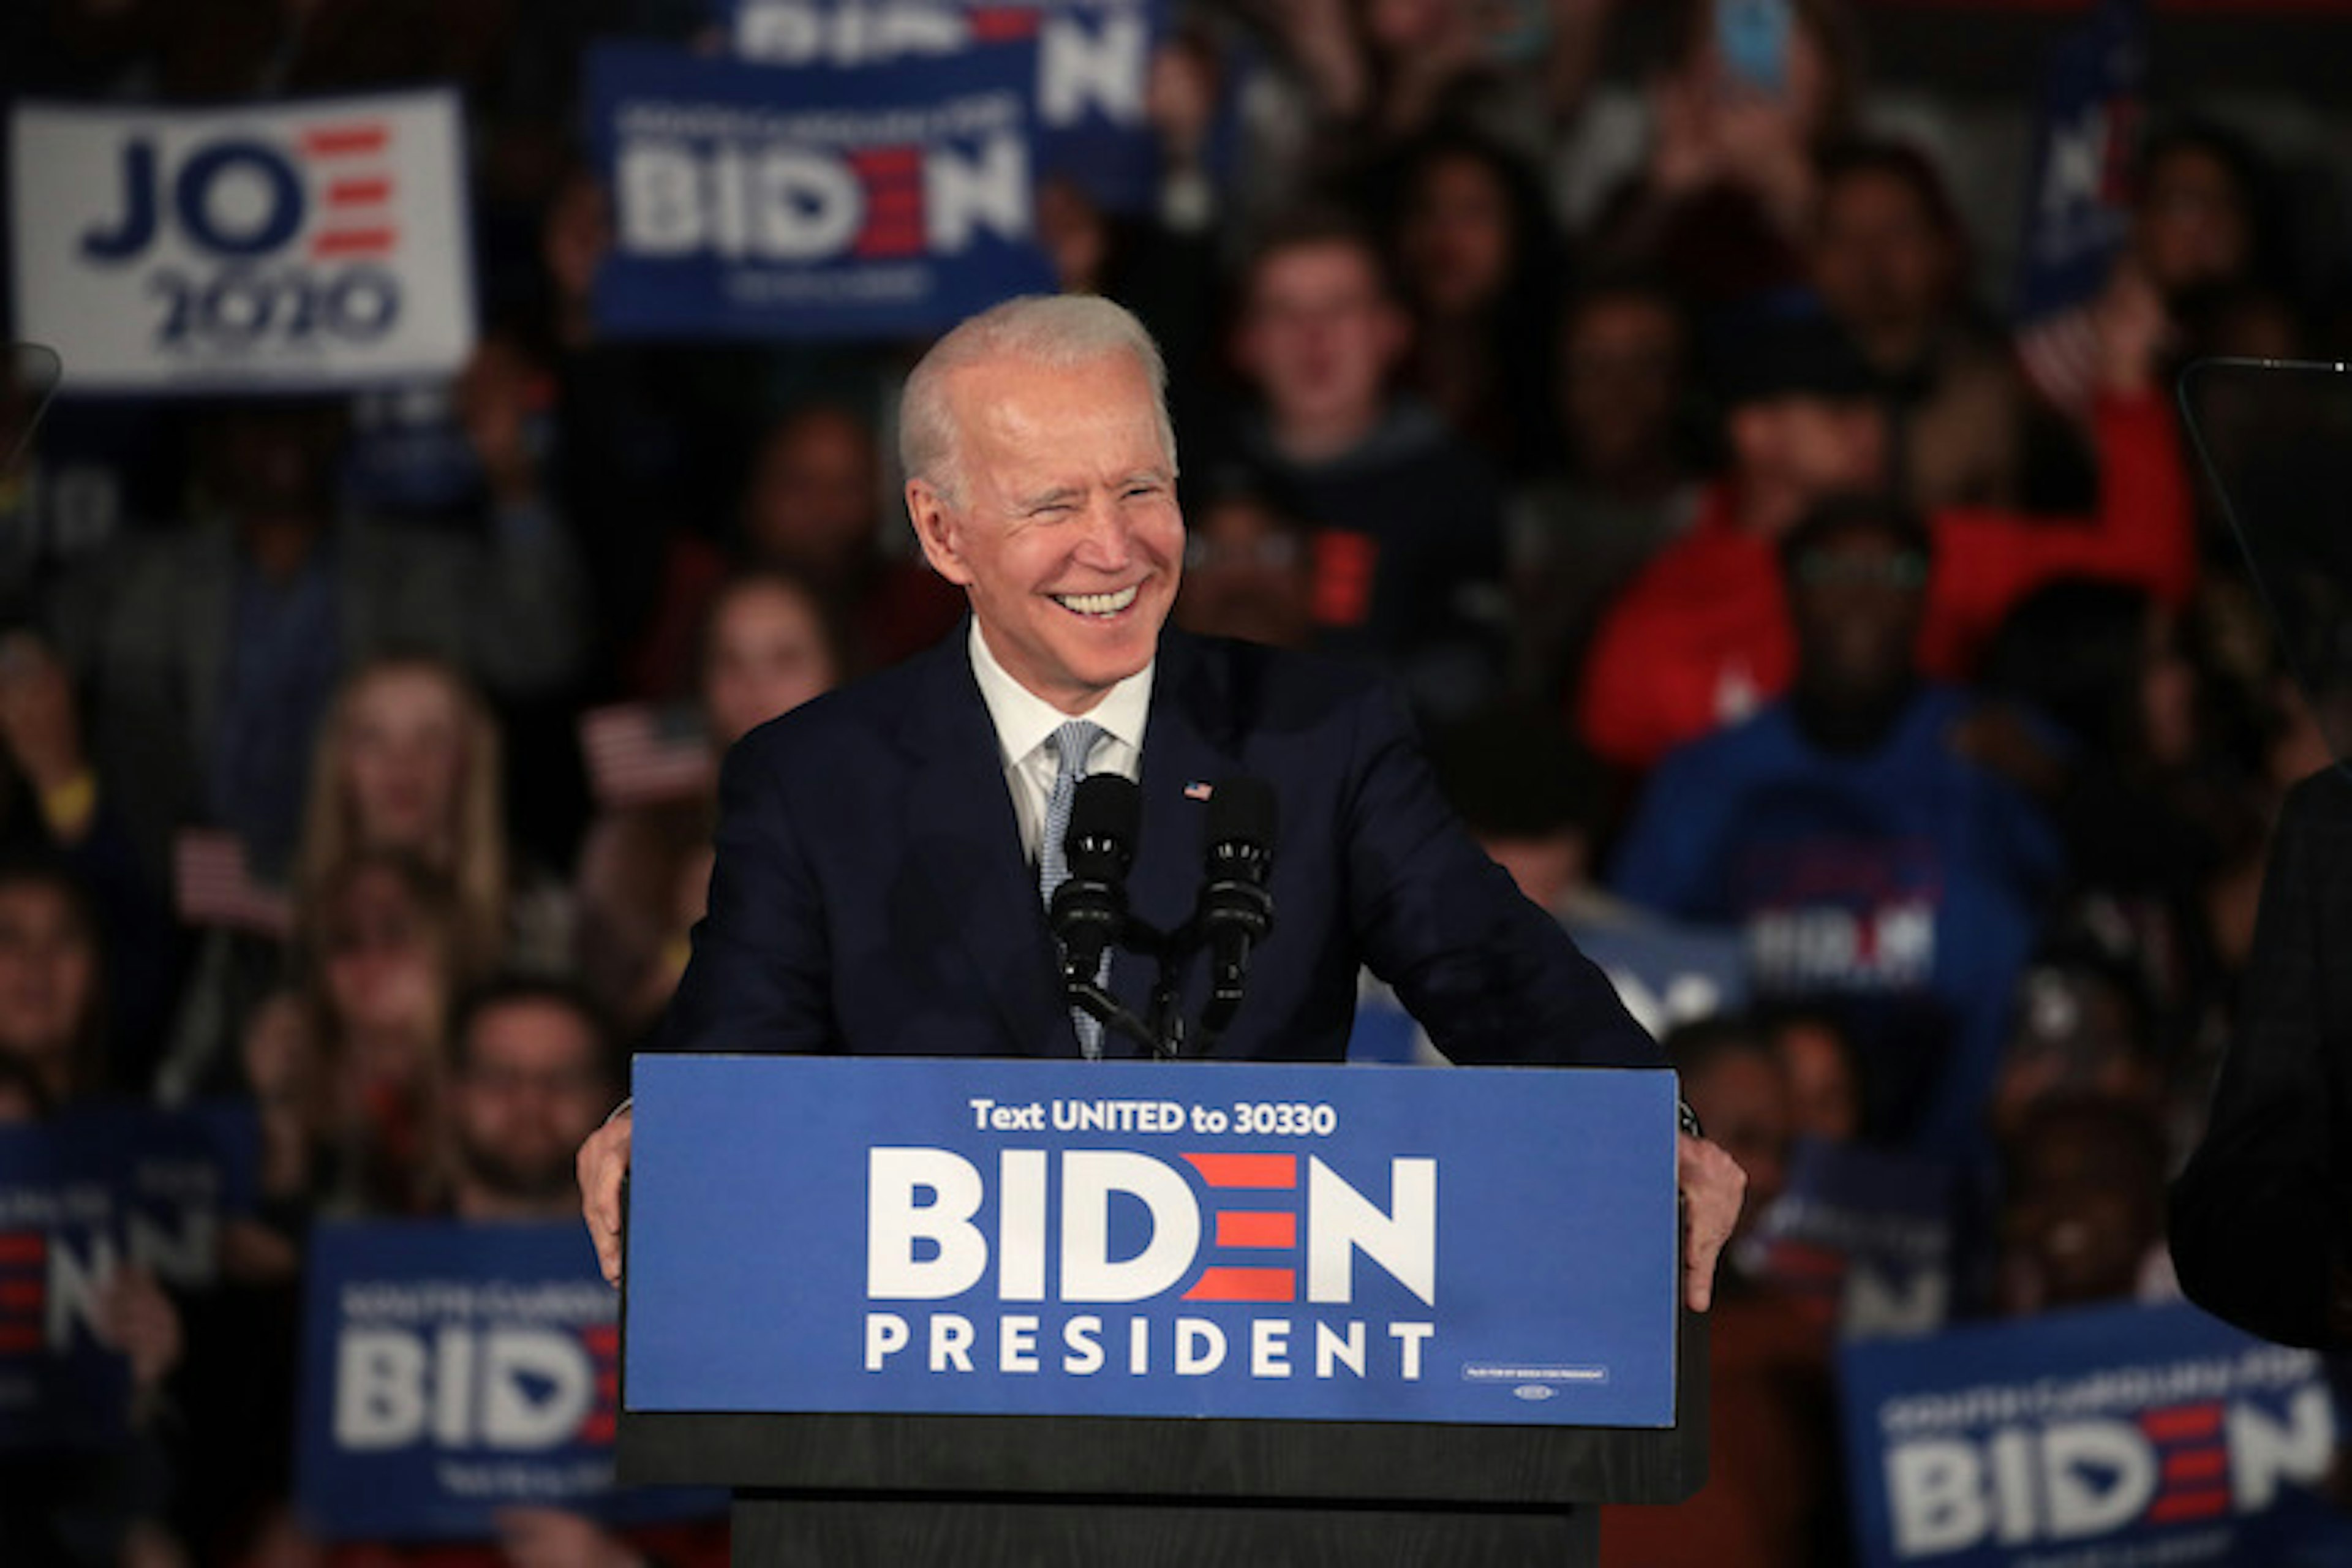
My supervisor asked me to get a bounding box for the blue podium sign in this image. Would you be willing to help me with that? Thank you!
[625,1056,1679,1428]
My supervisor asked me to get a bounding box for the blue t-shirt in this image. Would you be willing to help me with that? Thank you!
[1611,687,2064,1155]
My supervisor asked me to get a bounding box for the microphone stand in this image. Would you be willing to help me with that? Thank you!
[1065,915,1193,1061]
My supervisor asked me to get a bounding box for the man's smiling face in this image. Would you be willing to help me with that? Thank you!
[908,350,1183,714]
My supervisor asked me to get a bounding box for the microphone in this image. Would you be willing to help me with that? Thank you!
[1050,774,1141,989]
[1197,777,1278,1042]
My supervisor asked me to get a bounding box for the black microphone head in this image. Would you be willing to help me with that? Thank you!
[1065,774,1142,881]
[1205,776,1278,857]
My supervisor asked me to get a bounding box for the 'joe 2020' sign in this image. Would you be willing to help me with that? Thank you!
[8,90,477,393]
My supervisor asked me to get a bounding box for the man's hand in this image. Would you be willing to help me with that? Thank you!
[1678,1132,1746,1313]
[577,1109,631,1287]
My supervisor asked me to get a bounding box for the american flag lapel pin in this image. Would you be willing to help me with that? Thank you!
[1183,781,1213,801]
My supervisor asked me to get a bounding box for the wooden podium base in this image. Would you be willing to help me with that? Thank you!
[731,1494,1599,1567]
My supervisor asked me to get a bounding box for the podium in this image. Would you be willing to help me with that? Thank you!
[617,1055,1708,1566]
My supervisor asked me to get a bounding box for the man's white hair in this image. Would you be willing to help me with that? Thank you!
[899,294,1177,507]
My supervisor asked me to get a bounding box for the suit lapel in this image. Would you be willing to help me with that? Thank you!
[897,630,1076,1056]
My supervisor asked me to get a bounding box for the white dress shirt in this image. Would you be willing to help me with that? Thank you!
[967,619,1153,865]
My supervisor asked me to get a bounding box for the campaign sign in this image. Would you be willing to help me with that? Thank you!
[627,1056,1679,1427]
[1569,913,1750,1040]
[8,91,477,394]
[1842,1300,2346,1567]
[0,1121,132,1450]
[296,1221,722,1540]
[87,1099,259,1295]
[588,43,1057,342]
[720,0,1168,209]
[1751,1138,1954,1341]
[2012,0,2144,328]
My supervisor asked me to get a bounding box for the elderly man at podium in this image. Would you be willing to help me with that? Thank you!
[577,294,1742,1310]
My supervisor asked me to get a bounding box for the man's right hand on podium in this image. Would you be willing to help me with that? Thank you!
[578,1107,631,1286]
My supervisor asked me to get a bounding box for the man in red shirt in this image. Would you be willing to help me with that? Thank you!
[1576,284,2192,771]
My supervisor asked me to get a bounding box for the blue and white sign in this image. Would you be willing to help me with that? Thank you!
[719,0,1168,209]
[296,1221,722,1540]
[1841,1300,2349,1567]
[588,42,1057,342]
[626,1056,1680,1428]
[2013,0,2144,328]
[8,91,477,394]
[0,1122,129,1450]
[1752,1138,1954,1341]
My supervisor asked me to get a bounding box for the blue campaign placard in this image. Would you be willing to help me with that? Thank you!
[715,0,1169,210]
[2011,0,2145,328]
[587,42,1058,343]
[626,1057,1679,1428]
[1841,1299,2352,1568]
[1751,1137,1954,1341]
[296,1221,724,1541]
[0,1121,132,1450]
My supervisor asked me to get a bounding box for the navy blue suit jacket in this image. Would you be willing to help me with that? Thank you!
[663,625,1656,1068]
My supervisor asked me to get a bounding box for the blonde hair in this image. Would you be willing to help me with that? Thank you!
[295,655,510,971]
[899,294,1177,507]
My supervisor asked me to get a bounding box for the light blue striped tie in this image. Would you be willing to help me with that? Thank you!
[1038,720,1107,1058]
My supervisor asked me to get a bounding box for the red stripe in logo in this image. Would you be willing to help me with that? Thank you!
[302,124,389,158]
[309,228,398,259]
[1183,1153,1295,1189]
[1184,1267,1295,1303]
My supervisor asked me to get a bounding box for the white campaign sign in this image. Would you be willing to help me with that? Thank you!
[9,90,476,393]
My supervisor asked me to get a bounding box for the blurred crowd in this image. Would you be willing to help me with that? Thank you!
[1,0,2348,1564]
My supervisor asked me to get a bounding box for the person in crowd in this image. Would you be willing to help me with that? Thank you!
[1990,946,2166,1147]
[1980,579,2247,1058]
[0,853,105,1104]
[252,982,726,1568]
[575,569,846,1039]
[1508,273,1707,701]
[1809,139,2062,513]
[1219,213,1512,718]
[0,859,188,1567]
[0,626,182,1080]
[2000,1094,2173,1315]
[1576,294,2192,771]
[626,404,962,701]
[296,654,568,978]
[2132,119,2281,313]
[1411,703,1748,1047]
[292,849,481,1218]
[1254,0,1615,181]
[1589,0,1863,311]
[1385,128,1568,475]
[1604,1016,1836,1568]
[1171,480,1320,650]
[1758,1003,1863,1147]
[45,389,590,881]
[1611,495,2065,1156]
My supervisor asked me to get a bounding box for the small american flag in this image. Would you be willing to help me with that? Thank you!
[173,831,292,938]
[1183,782,1213,801]
[579,703,715,809]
